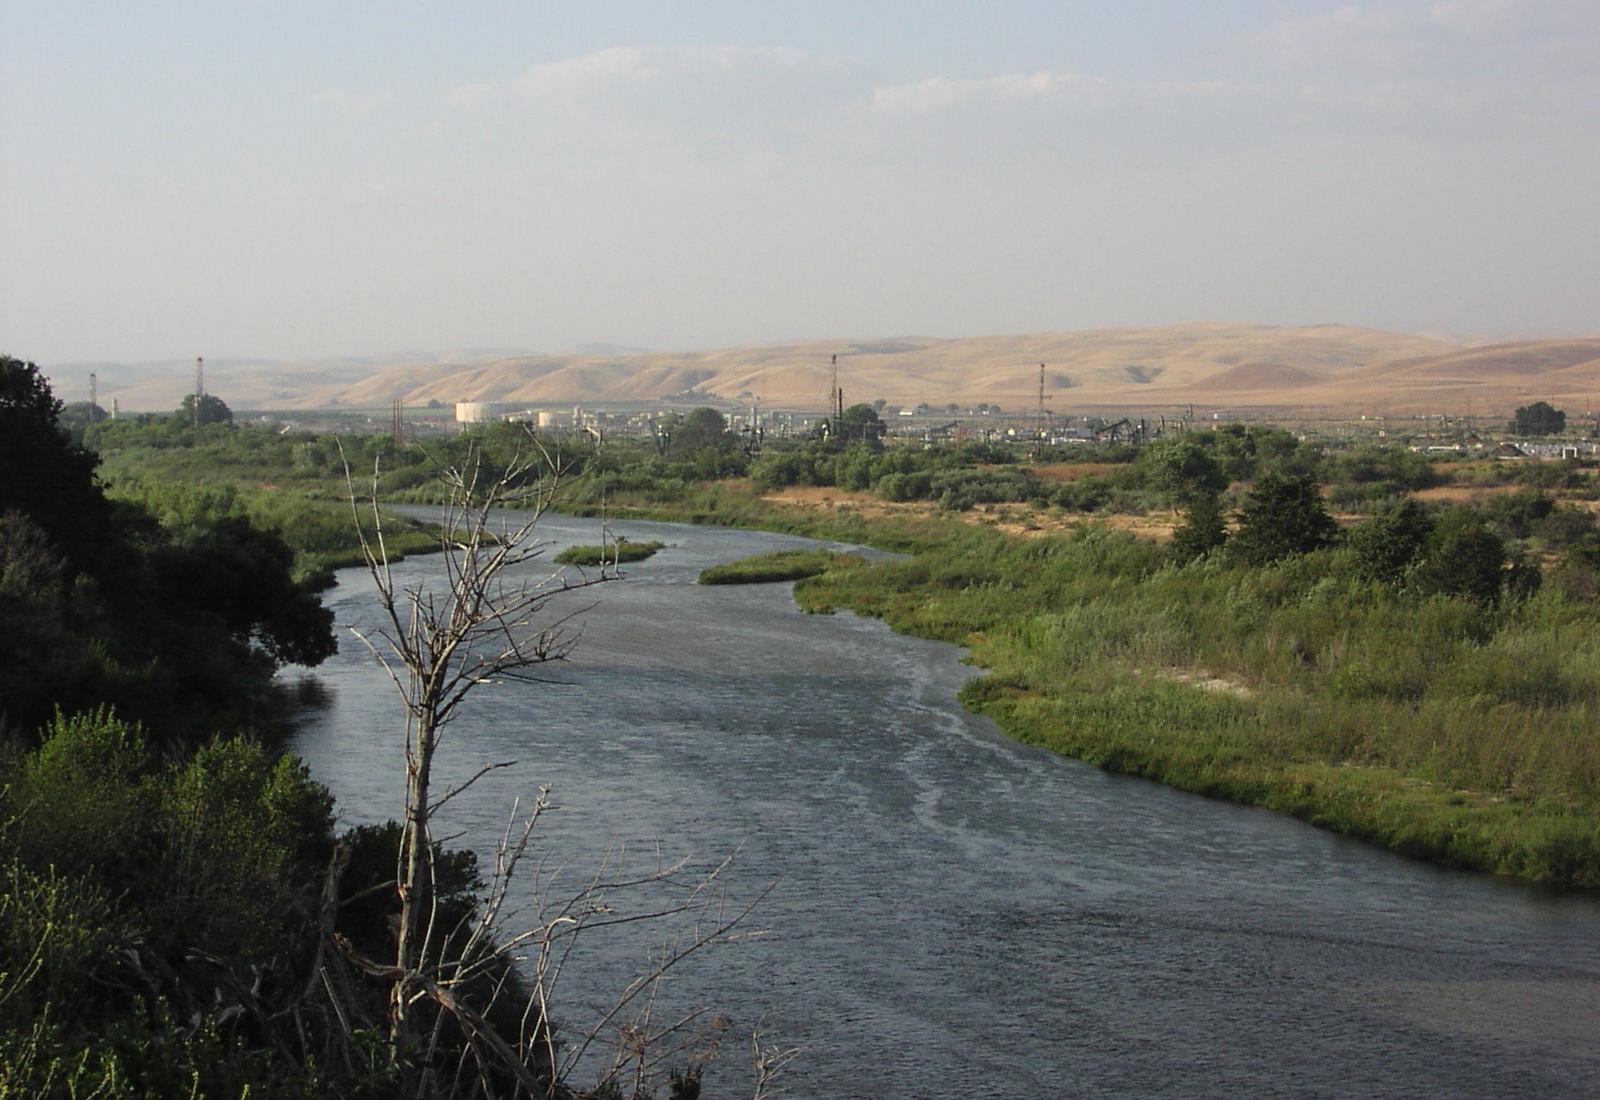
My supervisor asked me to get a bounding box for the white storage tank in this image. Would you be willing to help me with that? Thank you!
[455,401,491,425]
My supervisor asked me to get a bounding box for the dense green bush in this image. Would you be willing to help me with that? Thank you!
[1226,474,1338,565]
[1170,491,1228,562]
[1349,499,1434,586]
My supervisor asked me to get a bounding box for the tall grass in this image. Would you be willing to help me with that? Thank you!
[795,522,1600,886]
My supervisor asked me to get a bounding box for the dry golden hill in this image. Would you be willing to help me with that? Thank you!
[66,325,1600,417]
[303,323,1462,413]
[1257,339,1600,415]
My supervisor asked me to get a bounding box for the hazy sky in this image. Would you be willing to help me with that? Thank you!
[2,1,1596,364]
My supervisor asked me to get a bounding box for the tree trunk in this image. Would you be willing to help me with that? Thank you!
[390,718,436,1046]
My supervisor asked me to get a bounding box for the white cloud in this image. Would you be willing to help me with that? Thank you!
[871,71,1103,115]
[512,46,661,95]
[1256,5,1404,70]
[868,70,1262,119]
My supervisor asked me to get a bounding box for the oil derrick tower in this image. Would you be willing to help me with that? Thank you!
[832,353,844,437]
[391,399,405,446]
[1037,363,1048,437]
[820,353,845,441]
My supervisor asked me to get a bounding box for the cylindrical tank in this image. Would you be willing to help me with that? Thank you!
[455,401,491,424]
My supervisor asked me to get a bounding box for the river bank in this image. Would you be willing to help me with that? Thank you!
[293,514,1600,1096]
[576,483,1600,888]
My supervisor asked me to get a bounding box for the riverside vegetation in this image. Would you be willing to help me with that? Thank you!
[697,549,865,586]
[68,397,1600,888]
[3,362,724,1098]
[10,375,1600,1093]
[547,410,1600,886]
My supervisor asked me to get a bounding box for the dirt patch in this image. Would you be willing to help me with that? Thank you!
[1094,512,1179,542]
[1030,462,1121,483]
[1154,668,1254,699]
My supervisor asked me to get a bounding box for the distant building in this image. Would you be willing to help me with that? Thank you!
[455,401,492,426]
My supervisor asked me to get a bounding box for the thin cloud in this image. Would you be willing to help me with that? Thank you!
[1428,0,1517,33]
[871,72,1104,115]
[444,44,823,107]
[1256,5,1404,71]
[868,70,1258,120]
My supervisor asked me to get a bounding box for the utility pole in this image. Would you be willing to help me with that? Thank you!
[193,356,205,426]
[89,372,97,414]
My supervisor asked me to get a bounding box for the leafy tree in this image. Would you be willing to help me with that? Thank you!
[1170,490,1228,562]
[1203,424,1317,482]
[833,444,878,490]
[1480,489,1554,539]
[179,392,234,426]
[1350,498,1434,586]
[1413,509,1511,603]
[839,402,887,449]
[1511,401,1564,436]
[0,357,335,741]
[750,449,824,491]
[149,516,337,667]
[1323,445,1440,492]
[1139,437,1228,502]
[155,735,333,959]
[0,356,111,561]
[1227,473,1337,565]
[58,400,108,445]
[663,406,730,454]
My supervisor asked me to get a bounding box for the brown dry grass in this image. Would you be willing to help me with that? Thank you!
[1412,485,1527,503]
[760,486,1182,542]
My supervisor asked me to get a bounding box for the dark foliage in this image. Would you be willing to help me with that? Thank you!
[179,391,235,426]
[1511,400,1565,436]
[1170,490,1229,563]
[1349,499,1434,586]
[0,356,112,566]
[0,358,335,743]
[1227,473,1338,565]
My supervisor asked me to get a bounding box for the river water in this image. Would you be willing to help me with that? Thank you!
[291,515,1600,1097]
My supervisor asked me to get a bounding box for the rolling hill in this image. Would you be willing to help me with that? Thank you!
[48,324,1600,417]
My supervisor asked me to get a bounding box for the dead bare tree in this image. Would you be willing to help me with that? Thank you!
[337,435,777,1098]
[342,439,613,1056]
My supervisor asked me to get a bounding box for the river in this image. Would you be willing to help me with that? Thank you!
[290,515,1600,1097]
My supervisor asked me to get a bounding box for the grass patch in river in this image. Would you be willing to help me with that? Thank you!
[699,549,867,585]
[555,539,665,566]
